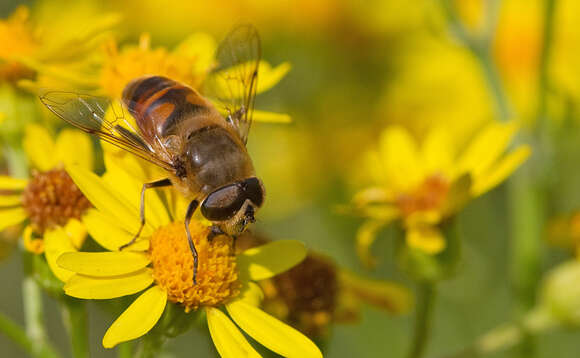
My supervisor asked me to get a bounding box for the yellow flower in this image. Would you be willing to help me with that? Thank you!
[351,121,531,266]
[0,124,93,281]
[0,3,119,88]
[98,32,291,123]
[59,161,322,357]
[236,234,413,338]
[99,33,215,99]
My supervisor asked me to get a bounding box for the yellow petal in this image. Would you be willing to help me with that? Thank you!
[238,282,264,307]
[256,62,292,94]
[360,205,400,221]
[44,227,77,282]
[102,156,169,230]
[206,307,262,358]
[55,129,94,170]
[0,195,22,206]
[58,252,150,277]
[237,240,306,281]
[471,146,531,197]
[64,269,154,299]
[64,218,87,250]
[456,121,517,178]
[23,225,44,254]
[356,220,387,269]
[102,150,150,184]
[364,150,386,185]
[353,187,394,206]
[173,32,216,76]
[406,227,446,254]
[23,124,57,171]
[404,211,441,227]
[210,61,290,101]
[66,165,143,234]
[252,110,291,123]
[226,300,322,358]
[0,176,28,190]
[0,207,26,231]
[379,126,423,191]
[83,209,149,252]
[421,127,454,177]
[103,286,167,348]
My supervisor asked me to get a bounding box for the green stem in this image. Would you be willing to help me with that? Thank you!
[22,260,48,356]
[509,2,557,357]
[61,298,89,358]
[0,312,61,358]
[439,0,511,121]
[475,49,512,121]
[407,283,437,358]
[117,342,134,358]
[508,165,545,357]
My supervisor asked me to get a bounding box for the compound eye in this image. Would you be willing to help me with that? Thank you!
[201,184,245,221]
[243,177,264,207]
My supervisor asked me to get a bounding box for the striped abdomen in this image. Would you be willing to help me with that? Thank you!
[122,76,210,142]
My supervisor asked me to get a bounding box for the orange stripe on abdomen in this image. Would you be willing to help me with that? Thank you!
[122,76,209,141]
[122,76,175,113]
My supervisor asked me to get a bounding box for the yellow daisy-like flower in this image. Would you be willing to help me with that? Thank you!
[59,162,322,357]
[0,4,119,87]
[99,32,292,123]
[99,33,214,99]
[352,121,531,266]
[0,124,93,281]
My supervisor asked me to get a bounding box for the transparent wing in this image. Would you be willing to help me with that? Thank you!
[202,25,261,144]
[39,91,174,171]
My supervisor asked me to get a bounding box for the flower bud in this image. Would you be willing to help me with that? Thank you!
[539,260,580,326]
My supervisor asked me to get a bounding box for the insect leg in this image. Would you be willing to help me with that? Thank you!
[185,199,200,284]
[119,178,172,250]
[207,225,225,242]
[231,235,237,255]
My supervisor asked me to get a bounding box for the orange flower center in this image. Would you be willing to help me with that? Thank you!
[21,169,91,233]
[148,221,240,312]
[396,175,450,217]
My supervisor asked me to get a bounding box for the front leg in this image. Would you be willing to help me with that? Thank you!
[207,225,225,242]
[119,178,172,250]
[185,199,200,284]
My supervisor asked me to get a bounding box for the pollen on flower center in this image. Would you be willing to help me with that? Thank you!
[396,174,450,216]
[148,221,240,312]
[21,169,92,233]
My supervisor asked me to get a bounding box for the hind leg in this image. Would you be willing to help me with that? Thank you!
[119,178,172,250]
[184,199,200,284]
